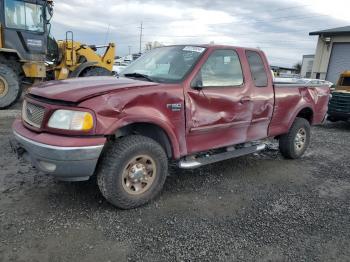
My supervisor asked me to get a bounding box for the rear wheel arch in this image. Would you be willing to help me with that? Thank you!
[274,107,314,140]
[295,107,314,125]
[112,122,174,159]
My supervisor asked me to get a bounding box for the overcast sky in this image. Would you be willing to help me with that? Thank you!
[50,0,350,67]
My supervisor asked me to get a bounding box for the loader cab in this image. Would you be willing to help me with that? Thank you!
[0,0,51,61]
[336,71,350,92]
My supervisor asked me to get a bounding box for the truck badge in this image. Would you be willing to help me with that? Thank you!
[167,103,182,112]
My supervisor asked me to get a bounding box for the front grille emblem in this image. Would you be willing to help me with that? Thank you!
[26,107,34,118]
[22,100,45,128]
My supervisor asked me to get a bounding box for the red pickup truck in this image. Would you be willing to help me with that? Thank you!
[13,45,330,209]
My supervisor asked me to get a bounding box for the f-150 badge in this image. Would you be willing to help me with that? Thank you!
[167,103,182,112]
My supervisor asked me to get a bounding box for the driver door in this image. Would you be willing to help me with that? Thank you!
[185,48,253,154]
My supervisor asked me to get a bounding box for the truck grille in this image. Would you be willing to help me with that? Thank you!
[328,92,350,113]
[22,100,45,128]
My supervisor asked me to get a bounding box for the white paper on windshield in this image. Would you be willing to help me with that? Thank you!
[224,56,231,64]
[183,46,205,53]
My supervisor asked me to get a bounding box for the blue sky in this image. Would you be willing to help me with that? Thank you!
[50,0,350,67]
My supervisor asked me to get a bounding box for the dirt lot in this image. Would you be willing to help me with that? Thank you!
[0,115,349,262]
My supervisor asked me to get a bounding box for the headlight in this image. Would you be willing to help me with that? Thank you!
[48,110,94,131]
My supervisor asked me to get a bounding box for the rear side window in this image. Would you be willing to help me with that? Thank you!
[246,51,268,87]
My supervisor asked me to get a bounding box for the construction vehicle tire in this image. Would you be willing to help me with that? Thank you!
[81,67,112,77]
[0,63,21,109]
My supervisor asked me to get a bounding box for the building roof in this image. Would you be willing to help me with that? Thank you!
[302,54,314,58]
[270,65,298,71]
[309,26,350,36]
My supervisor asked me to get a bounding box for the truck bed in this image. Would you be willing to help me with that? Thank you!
[268,83,330,137]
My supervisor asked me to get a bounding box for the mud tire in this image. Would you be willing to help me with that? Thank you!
[97,135,168,209]
[279,117,311,159]
[0,63,21,109]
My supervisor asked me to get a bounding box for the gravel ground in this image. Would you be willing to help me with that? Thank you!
[0,116,349,262]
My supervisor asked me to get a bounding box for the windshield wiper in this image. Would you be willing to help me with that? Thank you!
[123,73,154,82]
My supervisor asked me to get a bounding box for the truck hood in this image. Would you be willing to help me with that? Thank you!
[29,77,159,103]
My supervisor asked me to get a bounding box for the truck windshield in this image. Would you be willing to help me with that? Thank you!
[5,0,44,33]
[121,46,206,83]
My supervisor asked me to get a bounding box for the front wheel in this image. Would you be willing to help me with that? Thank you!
[97,135,168,209]
[0,64,21,109]
[279,117,311,159]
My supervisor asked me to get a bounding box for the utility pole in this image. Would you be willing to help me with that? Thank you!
[128,46,132,55]
[104,24,110,44]
[139,22,143,54]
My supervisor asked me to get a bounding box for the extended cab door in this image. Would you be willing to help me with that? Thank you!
[245,50,274,139]
[184,48,254,154]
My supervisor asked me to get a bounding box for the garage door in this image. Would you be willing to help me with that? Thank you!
[326,43,350,84]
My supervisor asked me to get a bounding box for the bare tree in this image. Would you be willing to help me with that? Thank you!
[294,62,302,74]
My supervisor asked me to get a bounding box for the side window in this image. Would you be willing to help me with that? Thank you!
[341,77,350,86]
[193,49,243,88]
[246,51,268,87]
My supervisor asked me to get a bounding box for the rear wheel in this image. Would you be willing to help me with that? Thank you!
[279,117,310,159]
[0,64,21,109]
[97,135,168,209]
[81,67,112,77]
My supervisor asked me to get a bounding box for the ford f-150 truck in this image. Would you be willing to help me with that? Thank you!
[13,45,330,209]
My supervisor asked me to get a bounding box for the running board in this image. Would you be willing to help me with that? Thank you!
[178,144,266,169]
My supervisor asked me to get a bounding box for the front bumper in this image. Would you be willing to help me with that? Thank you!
[13,120,106,181]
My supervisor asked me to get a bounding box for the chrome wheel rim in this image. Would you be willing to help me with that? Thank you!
[0,76,8,98]
[122,155,156,195]
[294,128,307,152]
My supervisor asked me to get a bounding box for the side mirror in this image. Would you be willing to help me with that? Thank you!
[191,74,203,90]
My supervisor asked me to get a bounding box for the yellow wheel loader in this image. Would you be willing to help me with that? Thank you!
[0,0,115,109]
[327,71,350,122]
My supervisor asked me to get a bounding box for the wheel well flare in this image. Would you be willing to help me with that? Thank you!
[114,123,173,158]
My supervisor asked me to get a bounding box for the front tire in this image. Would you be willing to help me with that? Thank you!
[0,63,21,109]
[97,135,168,209]
[279,117,311,159]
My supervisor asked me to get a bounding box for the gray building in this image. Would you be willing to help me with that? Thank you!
[300,54,314,78]
[309,26,350,84]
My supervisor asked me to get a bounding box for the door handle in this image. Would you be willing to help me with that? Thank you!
[240,96,251,104]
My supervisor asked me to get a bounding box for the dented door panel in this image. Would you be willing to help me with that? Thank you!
[185,87,253,153]
[184,47,275,154]
[184,47,255,154]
